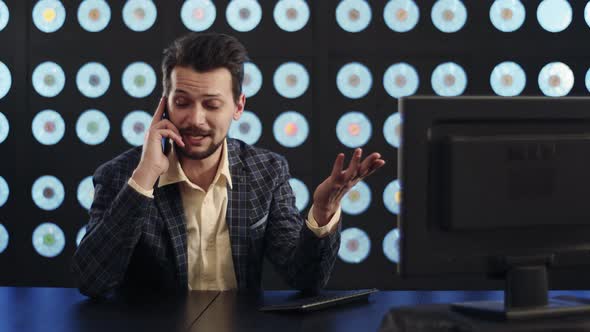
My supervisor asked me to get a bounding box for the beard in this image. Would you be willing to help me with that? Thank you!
[175,132,225,160]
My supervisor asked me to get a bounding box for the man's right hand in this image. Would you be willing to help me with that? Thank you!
[131,96,185,190]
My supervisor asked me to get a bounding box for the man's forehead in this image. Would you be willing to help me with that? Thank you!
[171,66,232,90]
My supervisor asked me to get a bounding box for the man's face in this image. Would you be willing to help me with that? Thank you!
[167,66,245,160]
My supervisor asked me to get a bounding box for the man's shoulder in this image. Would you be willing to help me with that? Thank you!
[95,146,142,179]
[227,138,288,170]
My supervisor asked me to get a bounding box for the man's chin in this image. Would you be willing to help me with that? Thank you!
[175,140,222,160]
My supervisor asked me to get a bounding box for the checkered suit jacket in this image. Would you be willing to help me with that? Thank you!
[71,138,341,298]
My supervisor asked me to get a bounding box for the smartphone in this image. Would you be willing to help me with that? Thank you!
[161,106,171,155]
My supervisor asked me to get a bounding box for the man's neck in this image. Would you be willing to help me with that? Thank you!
[178,145,223,191]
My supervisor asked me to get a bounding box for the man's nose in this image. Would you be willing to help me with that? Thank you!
[190,105,207,125]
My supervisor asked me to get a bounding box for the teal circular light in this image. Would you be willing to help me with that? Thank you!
[339,227,371,263]
[78,0,111,32]
[431,0,467,33]
[77,176,94,211]
[431,62,467,96]
[181,0,216,31]
[384,0,419,33]
[490,61,526,97]
[32,175,65,211]
[76,109,110,145]
[341,180,371,215]
[122,110,151,146]
[288,178,309,212]
[123,0,157,32]
[229,110,262,145]
[32,222,65,258]
[335,0,372,33]
[32,0,66,33]
[273,111,309,148]
[273,0,309,32]
[32,109,65,145]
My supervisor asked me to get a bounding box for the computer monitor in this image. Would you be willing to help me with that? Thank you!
[398,96,590,320]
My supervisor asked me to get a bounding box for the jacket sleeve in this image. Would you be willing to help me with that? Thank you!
[70,162,152,298]
[264,156,341,291]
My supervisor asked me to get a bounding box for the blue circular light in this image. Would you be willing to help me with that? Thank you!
[181,0,216,31]
[123,0,157,32]
[490,0,525,32]
[226,0,262,32]
[122,110,151,146]
[431,62,467,96]
[273,111,309,148]
[33,0,66,33]
[384,0,419,32]
[0,224,8,254]
[490,61,526,97]
[0,176,8,207]
[122,62,156,98]
[585,68,590,94]
[76,109,110,145]
[32,222,65,258]
[77,176,94,211]
[337,62,372,99]
[383,112,402,149]
[383,62,419,99]
[383,179,401,215]
[78,0,111,32]
[242,62,262,98]
[339,227,371,263]
[0,1,9,32]
[76,225,87,247]
[335,0,372,33]
[32,61,65,98]
[32,109,65,145]
[431,0,467,33]
[274,0,310,32]
[538,62,573,97]
[383,228,400,263]
[537,0,571,33]
[0,112,8,144]
[585,2,590,29]
[273,62,309,99]
[288,178,309,212]
[229,110,262,145]
[336,111,372,148]
[76,62,110,98]
[341,180,371,215]
[32,175,65,211]
[0,61,11,99]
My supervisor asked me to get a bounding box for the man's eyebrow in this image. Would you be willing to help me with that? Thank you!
[173,89,222,98]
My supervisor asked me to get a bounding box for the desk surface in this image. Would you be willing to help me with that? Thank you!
[3,287,590,332]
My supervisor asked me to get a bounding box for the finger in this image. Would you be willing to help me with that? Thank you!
[151,96,167,127]
[330,153,345,178]
[359,159,386,179]
[154,119,181,137]
[344,148,362,180]
[359,152,381,177]
[157,129,185,147]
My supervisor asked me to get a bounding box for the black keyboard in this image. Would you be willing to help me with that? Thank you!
[259,288,379,312]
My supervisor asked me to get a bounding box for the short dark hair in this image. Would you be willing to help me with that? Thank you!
[161,32,249,103]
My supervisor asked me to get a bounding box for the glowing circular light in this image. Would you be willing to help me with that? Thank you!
[242,62,262,98]
[288,178,309,212]
[274,0,309,32]
[76,225,87,247]
[76,109,110,145]
[123,0,157,31]
[0,61,12,99]
[77,176,94,211]
[122,110,151,146]
[383,179,402,215]
[538,62,573,97]
[585,2,590,30]
[32,222,65,258]
[0,224,8,254]
[490,61,526,97]
[32,175,65,211]
[383,112,402,149]
[431,62,467,96]
[122,62,156,98]
[341,181,371,215]
[78,0,111,32]
[0,112,8,144]
[336,62,372,99]
[490,0,525,32]
[273,111,309,148]
[229,110,262,145]
[383,62,419,99]
[336,111,372,148]
[273,62,309,99]
[384,0,419,32]
[0,1,9,32]
[32,61,65,98]
[33,0,66,33]
[76,62,110,98]
[431,0,467,33]
[537,0,571,33]
[584,68,590,94]
[339,227,371,263]
[0,176,8,207]
[383,228,400,263]
[181,0,216,32]
[226,0,262,32]
[335,0,372,33]
[32,109,65,145]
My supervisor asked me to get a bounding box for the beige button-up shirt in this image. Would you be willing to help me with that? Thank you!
[128,139,341,290]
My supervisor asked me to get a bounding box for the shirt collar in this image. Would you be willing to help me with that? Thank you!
[158,139,233,190]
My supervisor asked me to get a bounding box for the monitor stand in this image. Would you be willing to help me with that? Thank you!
[451,264,590,320]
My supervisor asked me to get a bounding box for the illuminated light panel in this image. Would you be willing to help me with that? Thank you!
[339,227,371,263]
[32,109,65,145]
[32,175,65,211]
[229,110,262,145]
[273,111,309,148]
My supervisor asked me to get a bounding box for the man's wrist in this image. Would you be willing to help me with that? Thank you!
[131,164,159,191]
[312,204,337,227]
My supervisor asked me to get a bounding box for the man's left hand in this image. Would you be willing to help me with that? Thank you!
[312,148,386,226]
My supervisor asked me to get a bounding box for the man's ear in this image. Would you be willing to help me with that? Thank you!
[233,93,246,121]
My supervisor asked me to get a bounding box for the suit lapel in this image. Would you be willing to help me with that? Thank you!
[227,140,250,289]
[154,184,188,288]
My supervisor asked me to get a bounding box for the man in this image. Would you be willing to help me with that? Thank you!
[71,32,385,298]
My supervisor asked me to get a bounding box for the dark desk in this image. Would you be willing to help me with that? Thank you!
[3,287,590,332]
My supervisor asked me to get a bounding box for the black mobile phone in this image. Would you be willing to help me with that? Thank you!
[161,107,171,155]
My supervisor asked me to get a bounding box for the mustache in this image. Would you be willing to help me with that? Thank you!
[179,127,212,136]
